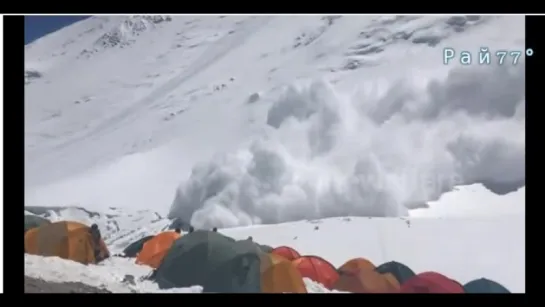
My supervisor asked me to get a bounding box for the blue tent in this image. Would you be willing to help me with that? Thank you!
[375,261,416,284]
[122,235,154,257]
[463,278,511,293]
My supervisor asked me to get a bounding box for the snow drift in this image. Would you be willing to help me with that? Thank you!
[170,62,525,229]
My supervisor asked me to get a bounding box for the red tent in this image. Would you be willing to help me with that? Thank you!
[400,271,465,293]
[293,255,339,289]
[271,246,301,261]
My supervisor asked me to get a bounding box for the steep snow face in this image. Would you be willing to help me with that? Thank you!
[25,16,525,227]
[168,16,525,228]
[89,15,172,54]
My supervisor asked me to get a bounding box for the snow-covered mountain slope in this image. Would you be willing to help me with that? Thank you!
[25,15,525,228]
[25,211,525,293]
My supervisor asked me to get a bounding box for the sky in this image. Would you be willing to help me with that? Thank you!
[25,16,90,45]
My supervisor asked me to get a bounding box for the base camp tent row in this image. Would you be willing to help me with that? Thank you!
[25,220,513,293]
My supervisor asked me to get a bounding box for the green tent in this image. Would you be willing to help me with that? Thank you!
[463,278,511,293]
[153,230,265,293]
[122,235,154,258]
[375,261,415,284]
[258,244,273,253]
[238,237,273,254]
[24,215,51,234]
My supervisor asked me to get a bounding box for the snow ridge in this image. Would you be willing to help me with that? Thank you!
[80,15,172,58]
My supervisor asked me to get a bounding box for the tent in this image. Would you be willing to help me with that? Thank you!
[122,235,154,258]
[271,246,301,261]
[375,261,416,284]
[260,253,307,293]
[334,257,398,293]
[239,238,273,254]
[463,278,511,293]
[136,231,181,268]
[153,230,265,293]
[25,215,51,234]
[24,221,109,265]
[258,244,274,254]
[400,272,465,293]
[338,257,376,273]
[334,270,400,293]
[292,255,339,289]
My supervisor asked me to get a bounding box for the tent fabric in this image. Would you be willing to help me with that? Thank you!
[400,272,465,293]
[240,238,274,254]
[383,273,401,289]
[153,230,265,293]
[136,231,181,268]
[260,253,307,293]
[463,278,510,293]
[259,244,274,254]
[292,255,339,289]
[271,246,301,261]
[334,270,400,293]
[25,215,51,234]
[334,258,398,293]
[375,261,416,284]
[338,258,376,274]
[122,235,154,258]
[24,227,39,254]
[24,221,109,265]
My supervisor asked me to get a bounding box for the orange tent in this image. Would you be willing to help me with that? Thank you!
[334,257,399,293]
[271,246,301,261]
[24,221,110,265]
[260,253,307,293]
[292,255,339,289]
[338,257,376,273]
[136,231,181,268]
[334,270,400,293]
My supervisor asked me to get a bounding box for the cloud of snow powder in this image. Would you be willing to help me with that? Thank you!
[169,62,525,229]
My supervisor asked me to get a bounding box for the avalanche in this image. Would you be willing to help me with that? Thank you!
[23,14,525,293]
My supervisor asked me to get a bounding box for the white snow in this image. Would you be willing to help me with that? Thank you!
[23,14,525,294]
[25,254,203,293]
[410,184,525,218]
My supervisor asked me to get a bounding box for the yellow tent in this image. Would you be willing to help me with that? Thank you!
[25,221,109,265]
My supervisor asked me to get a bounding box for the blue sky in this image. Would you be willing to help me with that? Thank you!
[25,16,90,44]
